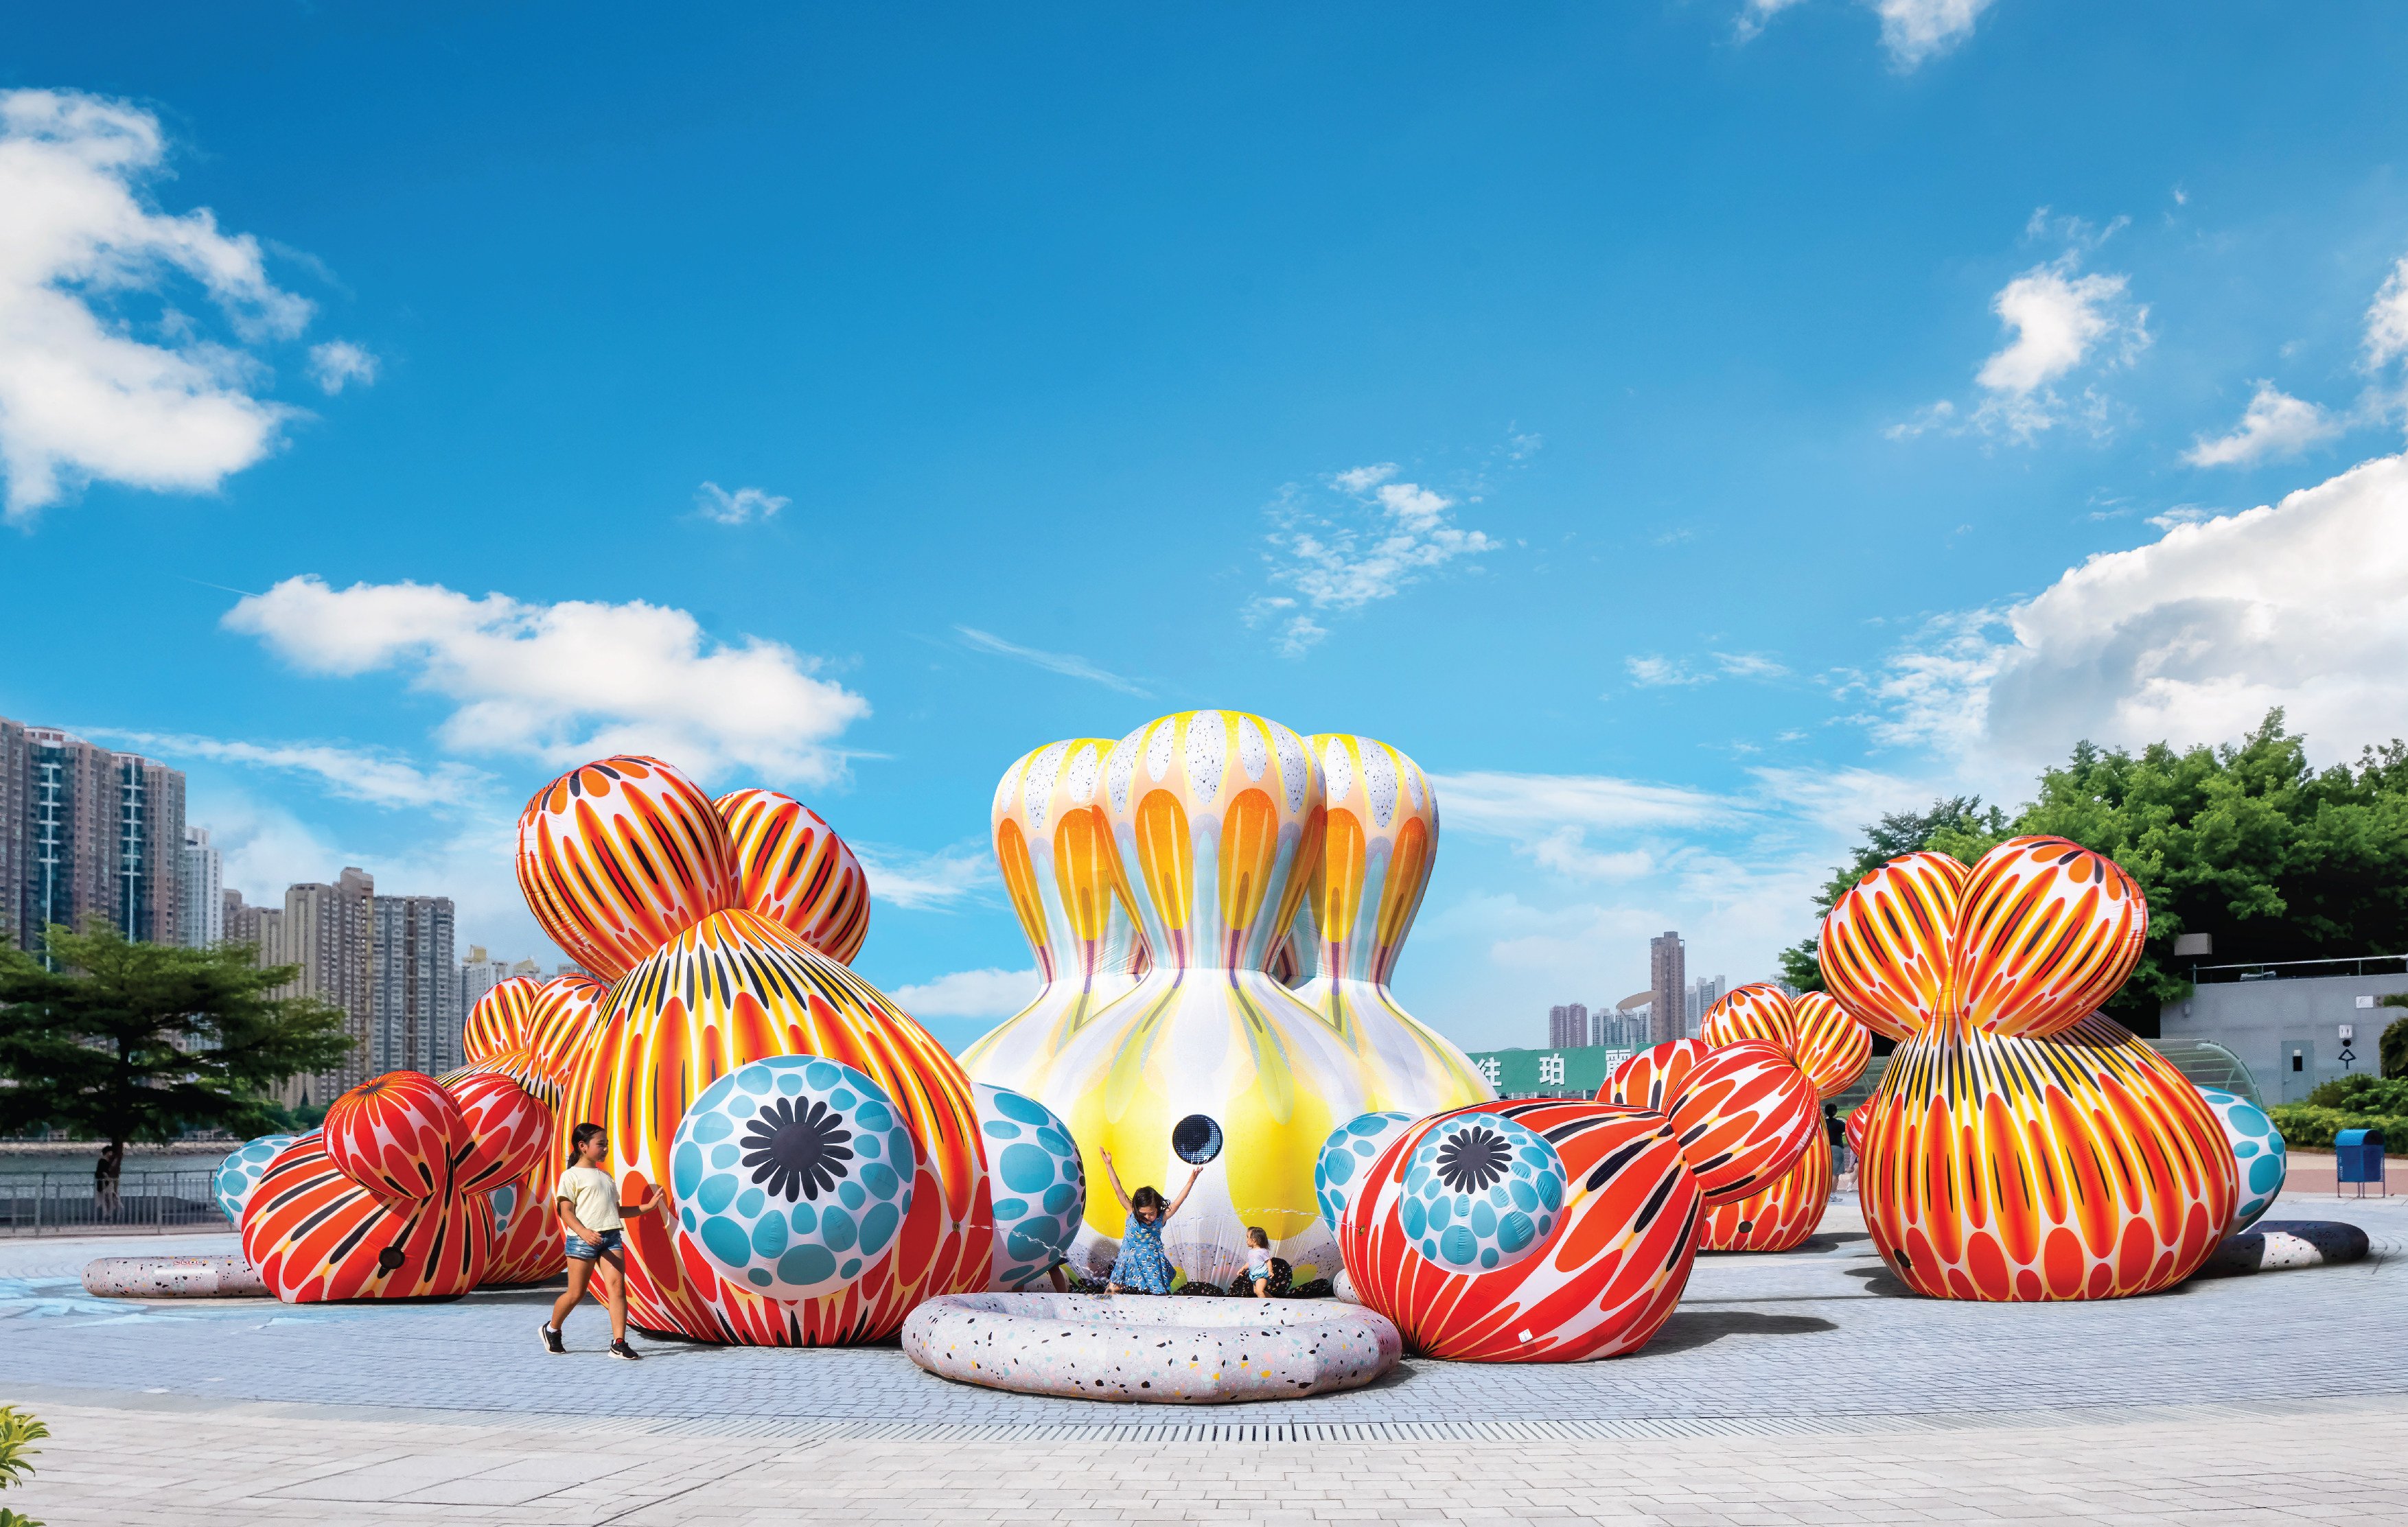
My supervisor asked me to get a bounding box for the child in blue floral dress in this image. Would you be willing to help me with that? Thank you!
[1100,1150,1203,1294]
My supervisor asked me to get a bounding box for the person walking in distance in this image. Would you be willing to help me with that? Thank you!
[543,1123,664,1359]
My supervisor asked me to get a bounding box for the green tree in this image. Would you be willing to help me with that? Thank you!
[1777,795,2011,992]
[2379,996,2408,1080]
[1781,712,2408,1035]
[0,923,351,1209]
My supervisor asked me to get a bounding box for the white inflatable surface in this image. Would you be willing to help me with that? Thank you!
[83,1253,266,1298]
[902,1292,1401,1403]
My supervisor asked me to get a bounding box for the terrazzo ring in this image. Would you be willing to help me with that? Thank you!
[902,1292,1402,1403]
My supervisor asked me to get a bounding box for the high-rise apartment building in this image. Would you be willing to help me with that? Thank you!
[180,826,224,947]
[0,719,185,952]
[1686,974,1726,1036]
[372,894,458,1076]
[1648,931,1686,1047]
[1547,1001,1591,1048]
[280,869,377,1103]
[1595,1003,1649,1051]
[459,944,513,1017]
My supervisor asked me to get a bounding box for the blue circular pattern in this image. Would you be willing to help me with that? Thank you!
[1398,1111,1565,1274]
[973,1082,1085,1289]
[213,1134,296,1225]
[1314,1112,1417,1233]
[669,1055,916,1300]
[2199,1086,2288,1235]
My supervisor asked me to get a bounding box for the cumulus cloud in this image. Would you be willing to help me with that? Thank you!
[1893,247,2148,444]
[1871,0,1995,69]
[222,576,871,786]
[955,626,1149,697]
[89,729,487,808]
[0,89,319,520]
[888,966,1039,1020]
[2183,383,2340,469]
[694,482,788,525]
[1248,463,1497,656]
[305,340,377,395]
[2365,256,2408,373]
[1871,451,2408,769]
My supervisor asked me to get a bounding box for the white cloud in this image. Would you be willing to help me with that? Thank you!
[222,576,871,786]
[1715,652,1790,679]
[0,89,316,521]
[1733,0,1811,41]
[1871,450,2408,770]
[1871,0,1995,69]
[853,842,993,911]
[305,340,377,395]
[955,626,1149,697]
[889,966,1039,1021]
[1432,771,1737,837]
[694,482,788,525]
[1625,655,1704,688]
[87,729,487,808]
[1249,464,1496,655]
[2364,256,2408,373]
[1896,248,2149,444]
[2183,383,2339,469]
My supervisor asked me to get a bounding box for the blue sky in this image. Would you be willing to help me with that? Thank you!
[7,3,2408,1053]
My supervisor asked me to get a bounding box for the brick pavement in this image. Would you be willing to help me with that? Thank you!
[3,1192,2400,1524]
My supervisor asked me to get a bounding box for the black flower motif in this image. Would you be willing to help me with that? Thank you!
[1433,1126,1511,1195]
[741,1097,855,1202]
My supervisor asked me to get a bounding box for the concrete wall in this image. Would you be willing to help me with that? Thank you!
[2160,972,2408,1104]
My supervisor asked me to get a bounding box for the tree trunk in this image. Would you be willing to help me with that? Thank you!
[95,1139,124,1217]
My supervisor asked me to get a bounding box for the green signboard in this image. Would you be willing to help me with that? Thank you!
[1462,1046,1634,1099]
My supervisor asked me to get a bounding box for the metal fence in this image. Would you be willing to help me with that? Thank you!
[0,1170,225,1236]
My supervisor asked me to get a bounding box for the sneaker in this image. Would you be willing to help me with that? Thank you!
[608,1338,641,1361]
[540,1325,565,1354]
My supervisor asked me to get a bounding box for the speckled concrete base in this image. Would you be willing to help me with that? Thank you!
[83,1254,266,1298]
[902,1293,1402,1403]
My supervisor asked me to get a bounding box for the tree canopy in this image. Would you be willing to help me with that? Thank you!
[1781,712,2408,1035]
[0,922,352,1197]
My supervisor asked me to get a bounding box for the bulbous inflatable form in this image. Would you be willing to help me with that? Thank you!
[970,712,1491,1290]
[2199,1087,2287,1235]
[519,754,997,1345]
[959,739,1150,1095]
[1693,985,1871,1251]
[461,975,544,1064]
[1330,1040,1818,1361]
[240,1069,546,1301]
[213,1133,295,1224]
[1823,836,2236,1301]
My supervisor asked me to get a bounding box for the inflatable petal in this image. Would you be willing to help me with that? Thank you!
[1602,1038,1713,1110]
[242,1134,492,1301]
[971,1082,1086,1290]
[322,1071,469,1202]
[1396,1112,1564,1275]
[1953,835,2147,1039]
[1315,1111,1417,1234]
[1662,1039,1819,1206]
[212,1133,296,1225]
[716,789,872,964]
[525,974,610,1085]
[1818,850,1967,1042]
[516,756,740,982]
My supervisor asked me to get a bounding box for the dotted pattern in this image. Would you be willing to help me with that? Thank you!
[1314,1112,1417,1233]
[211,1134,296,1225]
[975,1083,1085,1289]
[1396,1114,1564,1273]
[2201,1087,2288,1234]
[670,1056,917,1301]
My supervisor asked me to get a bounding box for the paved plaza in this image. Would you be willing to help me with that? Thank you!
[5,1193,2405,1524]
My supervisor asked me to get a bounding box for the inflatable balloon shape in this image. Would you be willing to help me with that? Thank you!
[1329,1040,1818,1361]
[213,1132,296,1225]
[1289,734,1492,1114]
[525,754,995,1345]
[971,1082,1087,1290]
[240,1069,546,1301]
[525,973,611,1084]
[1691,985,1871,1251]
[2198,1087,2287,1237]
[439,975,605,1285]
[1824,837,2236,1301]
[959,739,1150,1095]
[985,711,1487,1291]
[461,975,544,1065]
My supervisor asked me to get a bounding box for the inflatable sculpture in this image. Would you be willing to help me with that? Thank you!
[213,1132,296,1224]
[959,739,1150,1095]
[520,755,1080,1344]
[1824,836,2237,1301]
[2199,1087,2287,1236]
[1691,985,1870,1251]
[965,712,1491,1290]
[240,1068,550,1301]
[1318,1038,1818,1360]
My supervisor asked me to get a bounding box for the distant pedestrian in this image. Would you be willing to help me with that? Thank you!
[542,1123,664,1360]
[1825,1102,1852,1185]
[1099,1149,1202,1294]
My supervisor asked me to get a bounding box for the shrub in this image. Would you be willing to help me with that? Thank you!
[0,1403,45,1527]
[2302,1074,2408,1112]
[2267,1103,2408,1152]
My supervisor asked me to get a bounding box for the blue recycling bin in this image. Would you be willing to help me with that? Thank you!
[2336,1127,2387,1197]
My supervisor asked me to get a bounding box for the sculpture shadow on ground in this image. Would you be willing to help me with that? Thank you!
[1634,1310,1839,1355]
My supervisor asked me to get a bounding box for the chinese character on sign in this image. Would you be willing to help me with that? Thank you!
[1539,1053,1565,1086]
[1477,1056,1501,1087]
